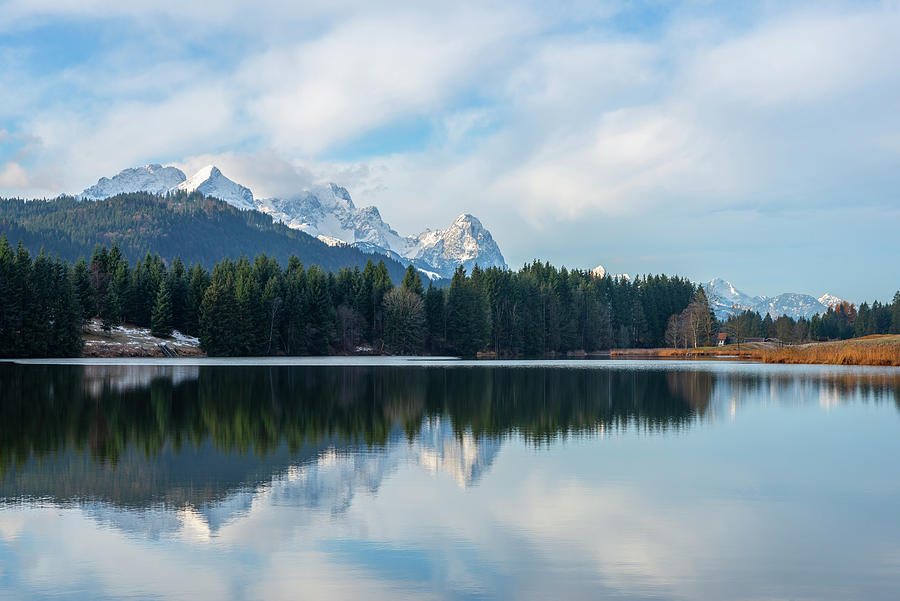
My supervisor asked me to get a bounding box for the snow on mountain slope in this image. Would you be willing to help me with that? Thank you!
[256,185,506,278]
[704,278,757,314]
[76,163,506,279]
[176,165,255,211]
[256,183,406,254]
[702,278,844,320]
[406,214,506,276]
[79,164,186,200]
[817,294,843,309]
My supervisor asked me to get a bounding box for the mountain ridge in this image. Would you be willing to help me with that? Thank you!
[702,277,844,320]
[77,163,507,279]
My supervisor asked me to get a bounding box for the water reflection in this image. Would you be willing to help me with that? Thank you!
[1,362,899,600]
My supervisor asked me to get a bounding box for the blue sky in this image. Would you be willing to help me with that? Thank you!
[0,0,898,301]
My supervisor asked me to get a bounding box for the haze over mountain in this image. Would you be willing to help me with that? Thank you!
[78,163,507,279]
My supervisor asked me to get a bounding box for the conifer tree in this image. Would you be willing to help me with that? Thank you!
[401,264,424,296]
[186,264,211,335]
[167,258,189,333]
[102,287,122,331]
[446,266,490,356]
[151,282,174,338]
[892,291,900,335]
[0,236,17,356]
[51,260,83,356]
[72,257,96,322]
[199,263,240,356]
[424,283,445,353]
[235,259,266,355]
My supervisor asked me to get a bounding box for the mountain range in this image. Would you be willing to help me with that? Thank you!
[78,163,507,279]
[590,264,844,320]
[702,277,844,320]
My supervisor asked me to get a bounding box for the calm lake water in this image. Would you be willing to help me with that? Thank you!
[1,358,899,600]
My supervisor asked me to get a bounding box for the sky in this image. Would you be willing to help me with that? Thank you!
[0,0,898,301]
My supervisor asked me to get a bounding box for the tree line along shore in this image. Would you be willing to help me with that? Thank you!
[1,235,898,365]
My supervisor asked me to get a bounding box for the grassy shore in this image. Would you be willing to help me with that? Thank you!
[610,335,900,366]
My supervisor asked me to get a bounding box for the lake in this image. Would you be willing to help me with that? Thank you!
[1,358,899,600]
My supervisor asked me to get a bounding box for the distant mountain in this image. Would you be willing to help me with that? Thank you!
[77,163,507,279]
[79,164,186,200]
[703,277,844,320]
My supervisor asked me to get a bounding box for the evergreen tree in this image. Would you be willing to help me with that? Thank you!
[262,275,284,355]
[199,263,240,356]
[186,264,211,336]
[401,265,424,296]
[305,265,336,355]
[102,287,122,331]
[0,236,18,356]
[446,266,490,356]
[151,282,175,338]
[424,283,446,353]
[167,258,189,333]
[51,259,83,356]
[235,259,266,355]
[892,291,900,335]
[72,257,96,322]
[24,251,54,356]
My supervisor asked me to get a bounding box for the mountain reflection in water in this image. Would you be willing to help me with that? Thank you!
[1,361,899,601]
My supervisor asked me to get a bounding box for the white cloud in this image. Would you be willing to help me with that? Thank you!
[1,0,899,296]
[177,151,316,200]
[0,161,29,188]
[239,10,528,155]
[27,84,237,191]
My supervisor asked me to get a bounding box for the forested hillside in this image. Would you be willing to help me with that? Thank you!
[0,237,703,357]
[0,192,411,283]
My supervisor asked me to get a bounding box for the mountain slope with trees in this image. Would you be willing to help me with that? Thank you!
[0,192,411,284]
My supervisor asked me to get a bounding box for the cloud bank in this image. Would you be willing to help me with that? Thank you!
[0,0,898,299]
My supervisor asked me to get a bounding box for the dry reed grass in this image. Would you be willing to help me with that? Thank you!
[611,335,900,366]
[758,336,900,366]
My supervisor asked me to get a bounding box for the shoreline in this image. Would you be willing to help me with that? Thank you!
[610,335,900,367]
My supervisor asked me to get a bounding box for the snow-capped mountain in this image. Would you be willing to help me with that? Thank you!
[255,183,407,255]
[404,214,506,277]
[703,278,844,320]
[817,293,843,308]
[78,164,186,200]
[176,165,255,211]
[79,164,507,279]
[257,184,506,277]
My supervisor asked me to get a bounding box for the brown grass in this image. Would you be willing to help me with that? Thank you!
[611,335,900,366]
[758,335,900,366]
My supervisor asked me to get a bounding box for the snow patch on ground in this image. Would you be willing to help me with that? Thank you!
[82,319,202,357]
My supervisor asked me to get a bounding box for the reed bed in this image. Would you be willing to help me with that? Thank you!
[610,335,900,366]
[758,336,900,366]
